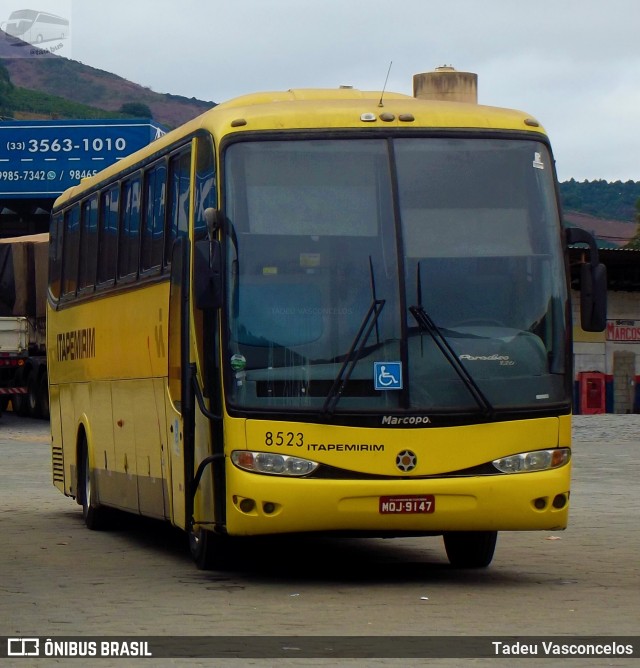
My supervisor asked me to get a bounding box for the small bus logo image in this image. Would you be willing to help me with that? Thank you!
[8,638,40,656]
[1,9,69,45]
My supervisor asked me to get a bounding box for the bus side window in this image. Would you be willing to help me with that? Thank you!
[165,148,191,266]
[141,161,167,274]
[98,186,119,285]
[61,205,80,298]
[78,196,98,292]
[49,212,63,300]
[195,134,216,238]
[118,174,142,280]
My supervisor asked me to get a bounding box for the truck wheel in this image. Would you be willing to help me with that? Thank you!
[12,368,30,417]
[39,374,49,420]
[11,393,29,417]
[27,371,41,419]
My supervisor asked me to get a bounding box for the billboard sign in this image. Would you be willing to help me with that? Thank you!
[0,119,166,198]
[606,319,640,343]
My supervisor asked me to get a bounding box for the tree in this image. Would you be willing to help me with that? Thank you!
[623,198,640,249]
[119,102,152,118]
[0,60,14,113]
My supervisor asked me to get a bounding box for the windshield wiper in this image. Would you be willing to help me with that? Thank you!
[322,256,385,417]
[409,304,494,418]
[322,298,385,417]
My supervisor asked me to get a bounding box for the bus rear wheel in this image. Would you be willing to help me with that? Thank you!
[443,531,497,568]
[78,438,109,530]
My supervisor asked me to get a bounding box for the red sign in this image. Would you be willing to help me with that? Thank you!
[606,320,640,342]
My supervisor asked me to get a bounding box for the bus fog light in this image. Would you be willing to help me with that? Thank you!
[231,451,320,476]
[239,498,255,513]
[552,493,568,509]
[493,448,570,474]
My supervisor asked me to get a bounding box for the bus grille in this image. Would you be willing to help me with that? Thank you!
[52,444,64,484]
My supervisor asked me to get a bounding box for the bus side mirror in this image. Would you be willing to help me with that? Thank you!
[566,227,607,332]
[194,238,222,310]
[580,262,607,332]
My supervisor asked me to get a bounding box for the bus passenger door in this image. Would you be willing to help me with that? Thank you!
[165,238,188,529]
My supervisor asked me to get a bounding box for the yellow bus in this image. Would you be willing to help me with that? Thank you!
[48,87,606,569]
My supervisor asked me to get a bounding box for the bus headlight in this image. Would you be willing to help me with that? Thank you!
[231,451,320,476]
[493,448,570,474]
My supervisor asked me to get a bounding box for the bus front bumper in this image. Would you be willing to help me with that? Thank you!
[222,464,570,536]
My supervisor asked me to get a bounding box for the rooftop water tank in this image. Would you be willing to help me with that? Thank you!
[413,65,478,103]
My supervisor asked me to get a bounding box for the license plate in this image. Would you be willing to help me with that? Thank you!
[379,495,435,514]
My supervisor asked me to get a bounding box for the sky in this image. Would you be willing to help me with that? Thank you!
[3,0,640,182]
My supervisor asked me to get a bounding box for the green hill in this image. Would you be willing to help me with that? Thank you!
[559,179,640,222]
[0,50,215,128]
[2,82,128,120]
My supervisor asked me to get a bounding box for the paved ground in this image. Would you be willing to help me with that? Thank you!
[0,413,638,667]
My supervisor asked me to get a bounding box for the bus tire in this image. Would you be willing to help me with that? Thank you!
[443,530,497,568]
[78,437,110,530]
[189,526,231,570]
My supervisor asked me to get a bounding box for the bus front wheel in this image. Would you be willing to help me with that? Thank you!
[78,438,109,530]
[443,531,497,568]
[189,526,231,570]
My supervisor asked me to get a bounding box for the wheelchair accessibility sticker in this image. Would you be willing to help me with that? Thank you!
[374,362,403,390]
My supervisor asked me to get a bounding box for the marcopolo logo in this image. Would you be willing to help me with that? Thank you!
[0,1,72,59]
[382,415,431,426]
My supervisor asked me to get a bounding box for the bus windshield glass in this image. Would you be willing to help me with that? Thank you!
[223,137,568,416]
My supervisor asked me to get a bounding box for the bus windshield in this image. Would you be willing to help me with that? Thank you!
[223,136,568,416]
